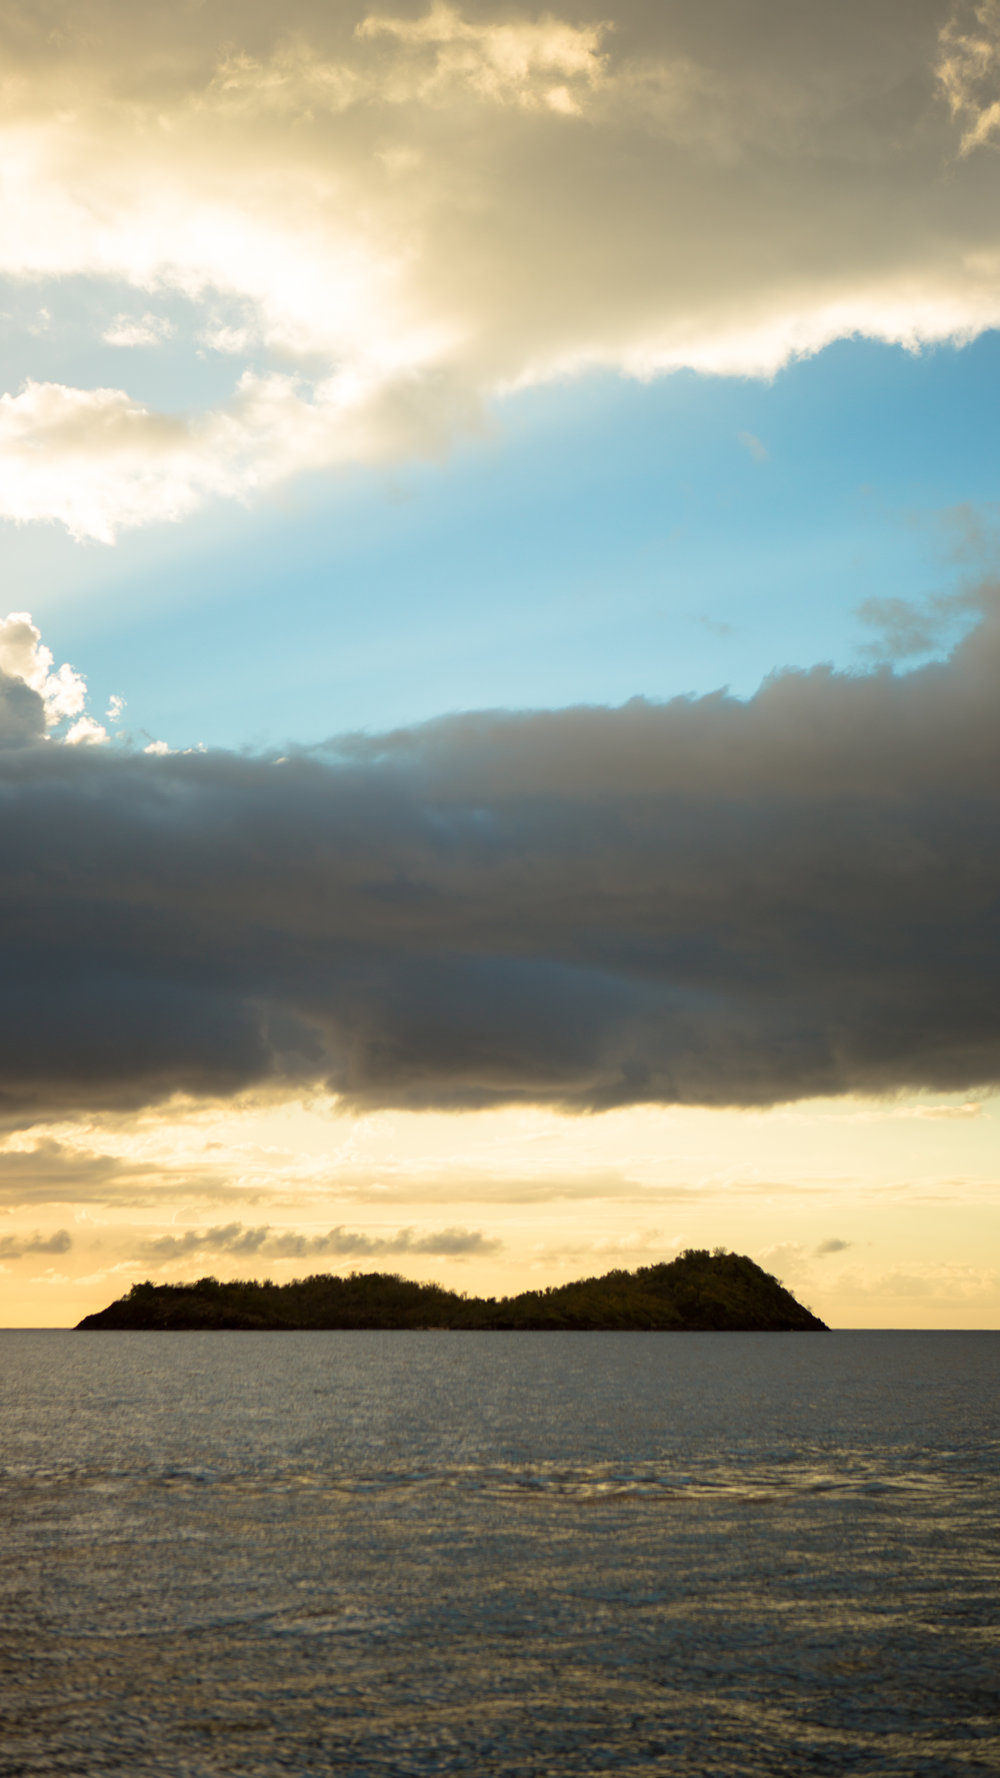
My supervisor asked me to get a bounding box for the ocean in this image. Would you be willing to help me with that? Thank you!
[1,1330,997,1775]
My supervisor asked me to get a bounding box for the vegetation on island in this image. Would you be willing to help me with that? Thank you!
[77,1249,827,1331]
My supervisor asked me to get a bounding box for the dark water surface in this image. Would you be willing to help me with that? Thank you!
[1,1330,997,1776]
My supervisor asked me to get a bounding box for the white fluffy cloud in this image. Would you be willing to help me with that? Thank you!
[0,611,109,742]
[0,611,86,726]
[2,1,1000,537]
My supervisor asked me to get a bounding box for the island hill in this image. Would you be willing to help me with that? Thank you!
[78,1249,827,1332]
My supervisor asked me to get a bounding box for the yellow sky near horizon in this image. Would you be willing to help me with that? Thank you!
[2,1088,998,1330]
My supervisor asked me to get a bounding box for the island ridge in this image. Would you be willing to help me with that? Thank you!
[77,1249,828,1331]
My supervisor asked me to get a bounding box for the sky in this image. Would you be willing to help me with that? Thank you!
[2,0,1000,1328]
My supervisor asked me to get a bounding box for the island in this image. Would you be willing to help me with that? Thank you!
[77,1248,827,1331]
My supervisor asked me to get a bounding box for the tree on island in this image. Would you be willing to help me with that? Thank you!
[78,1249,827,1331]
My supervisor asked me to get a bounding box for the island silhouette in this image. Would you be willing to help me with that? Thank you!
[78,1248,827,1330]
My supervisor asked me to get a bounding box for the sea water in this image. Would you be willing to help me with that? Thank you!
[1,1330,997,1776]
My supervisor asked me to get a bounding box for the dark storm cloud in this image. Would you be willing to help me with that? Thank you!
[142,1223,500,1261]
[3,606,1000,1117]
[0,675,46,747]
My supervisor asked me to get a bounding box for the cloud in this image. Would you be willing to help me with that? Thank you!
[102,313,176,348]
[845,1260,1000,1300]
[815,1237,852,1255]
[0,601,999,1117]
[738,431,768,464]
[355,2,609,113]
[0,611,109,745]
[757,1241,808,1276]
[2,2,1000,532]
[0,670,46,749]
[937,0,1000,152]
[913,1099,983,1118]
[855,588,982,661]
[141,1221,500,1261]
[0,367,475,542]
[0,1227,72,1259]
[0,1136,207,1207]
[0,612,89,731]
[0,1122,316,1211]
[531,1227,679,1267]
[344,1169,655,1204]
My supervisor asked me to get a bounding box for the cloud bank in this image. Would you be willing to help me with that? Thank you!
[3,1,1000,534]
[0,600,998,1118]
[141,1222,500,1262]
